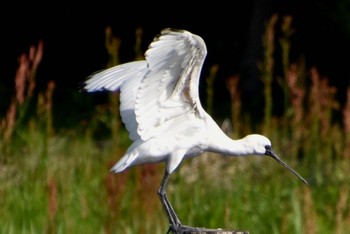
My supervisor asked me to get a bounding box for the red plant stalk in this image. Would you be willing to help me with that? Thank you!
[226,75,241,137]
[1,41,43,143]
[343,87,350,158]
[310,68,338,137]
[286,64,305,129]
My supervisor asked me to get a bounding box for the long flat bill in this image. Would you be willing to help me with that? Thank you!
[269,151,308,184]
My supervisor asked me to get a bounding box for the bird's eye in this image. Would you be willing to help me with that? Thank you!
[264,145,273,156]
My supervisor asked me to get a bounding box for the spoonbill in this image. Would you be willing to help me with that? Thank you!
[83,28,308,233]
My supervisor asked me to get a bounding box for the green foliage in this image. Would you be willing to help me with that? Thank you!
[1,22,350,234]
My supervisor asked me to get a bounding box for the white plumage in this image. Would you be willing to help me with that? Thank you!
[83,28,307,233]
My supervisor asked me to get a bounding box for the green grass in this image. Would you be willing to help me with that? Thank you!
[1,127,349,234]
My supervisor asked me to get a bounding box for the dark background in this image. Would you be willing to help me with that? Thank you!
[1,1,350,128]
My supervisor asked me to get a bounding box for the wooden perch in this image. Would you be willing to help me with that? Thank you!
[182,230,248,234]
[169,225,249,234]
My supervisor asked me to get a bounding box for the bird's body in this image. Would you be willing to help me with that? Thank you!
[110,112,267,174]
[111,113,207,173]
[83,28,307,233]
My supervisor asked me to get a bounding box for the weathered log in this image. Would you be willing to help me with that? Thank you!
[169,225,249,234]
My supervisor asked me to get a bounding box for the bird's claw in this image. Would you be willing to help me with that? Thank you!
[167,224,206,234]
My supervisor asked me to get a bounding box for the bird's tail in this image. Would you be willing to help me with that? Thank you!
[110,151,139,173]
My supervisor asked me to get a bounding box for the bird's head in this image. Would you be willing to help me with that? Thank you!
[243,134,271,155]
[243,134,308,184]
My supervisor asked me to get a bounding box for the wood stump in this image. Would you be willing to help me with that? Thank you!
[182,230,248,234]
[169,225,249,234]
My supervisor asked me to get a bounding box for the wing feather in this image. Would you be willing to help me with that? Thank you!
[84,61,146,92]
[135,28,208,140]
[84,61,147,140]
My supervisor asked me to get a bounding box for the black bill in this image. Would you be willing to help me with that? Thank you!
[265,147,308,185]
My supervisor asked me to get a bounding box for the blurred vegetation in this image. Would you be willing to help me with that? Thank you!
[1,15,350,234]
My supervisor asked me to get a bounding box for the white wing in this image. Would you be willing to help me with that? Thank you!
[135,28,208,140]
[84,61,147,92]
[84,28,208,141]
[84,61,148,140]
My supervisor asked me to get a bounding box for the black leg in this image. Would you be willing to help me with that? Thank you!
[158,171,182,232]
[158,171,216,234]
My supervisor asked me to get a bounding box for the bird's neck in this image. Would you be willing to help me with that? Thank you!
[206,118,251,156]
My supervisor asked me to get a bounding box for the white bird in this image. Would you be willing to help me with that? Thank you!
[83,28,307,233]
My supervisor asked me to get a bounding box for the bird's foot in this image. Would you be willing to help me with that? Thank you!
[167,224,208,234]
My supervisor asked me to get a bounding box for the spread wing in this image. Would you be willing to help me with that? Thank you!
[83,61,148,141]
[83,28,208,141]
[135,28,208,140]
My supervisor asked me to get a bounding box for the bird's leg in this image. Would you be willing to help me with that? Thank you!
[158,171,202,234]
[158,171,182,232]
